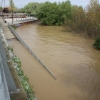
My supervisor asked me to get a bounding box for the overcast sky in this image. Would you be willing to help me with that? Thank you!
[4,0,90,8]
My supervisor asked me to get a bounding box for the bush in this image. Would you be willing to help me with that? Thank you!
[93,37,100,50]
[36,0,72,26]
[22,2,43,15]
[64,0,100,38]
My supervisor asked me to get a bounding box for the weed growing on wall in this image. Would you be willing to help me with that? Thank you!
[8,46,35,100]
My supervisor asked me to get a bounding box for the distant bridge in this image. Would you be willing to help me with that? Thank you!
[4,16,38,25]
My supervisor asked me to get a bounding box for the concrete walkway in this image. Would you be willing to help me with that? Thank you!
[0,17,15,40]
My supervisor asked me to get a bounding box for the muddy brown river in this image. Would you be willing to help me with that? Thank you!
[9,23,100,100]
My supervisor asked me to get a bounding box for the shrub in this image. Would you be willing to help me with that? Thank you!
[36,0,72,26]
[93,37,100,50]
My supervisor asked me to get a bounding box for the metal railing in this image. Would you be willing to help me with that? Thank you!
[0,27,18,93]
[0,26,23,100]
[0,53,11,100]
[8,24,57,80]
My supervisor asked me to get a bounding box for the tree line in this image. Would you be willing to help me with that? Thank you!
[24,0,100,37]
[1,0,100,49]
[36,0,100,49]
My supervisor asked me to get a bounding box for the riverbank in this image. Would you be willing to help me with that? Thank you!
[0,17,35,100]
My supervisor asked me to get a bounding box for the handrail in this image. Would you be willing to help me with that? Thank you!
[0,54,11,100]
[0,27,18,93]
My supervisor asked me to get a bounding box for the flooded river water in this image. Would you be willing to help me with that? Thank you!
[9,23,100,100]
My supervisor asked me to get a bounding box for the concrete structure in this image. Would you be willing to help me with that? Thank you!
[0,54,10,100]
[4,17,37,25]
[0,17,29,100]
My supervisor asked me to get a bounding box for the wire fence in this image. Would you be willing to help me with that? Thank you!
[8,24,57,80]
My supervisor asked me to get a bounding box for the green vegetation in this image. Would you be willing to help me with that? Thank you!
[3,0,19,13]
[21,2,43,15]
[64,0,100,38]
[64,5,85,32]
[9,0,16,12]
[36,1,72,25]
[94,37,100,50]
[11,25,18,30]
[20,0,100,50]
[8,46,35,100]
[9,0,15,8]
[65,0,100,50]
[35,0,100,37]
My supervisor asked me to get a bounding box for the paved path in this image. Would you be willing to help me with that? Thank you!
[0,17,15,40]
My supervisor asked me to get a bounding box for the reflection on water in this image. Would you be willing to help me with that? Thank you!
[10,23,100,100]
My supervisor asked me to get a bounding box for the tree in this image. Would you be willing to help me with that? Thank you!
[9,0,16,11]
[2,8,9,13]
[21,2,43,15]
[64,0,100,38]
[64,5,86,32]
[85,0,100,37]
[36,0,72,26]
[94,37,100,50]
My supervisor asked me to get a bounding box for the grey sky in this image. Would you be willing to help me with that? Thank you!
[4,0,90,8]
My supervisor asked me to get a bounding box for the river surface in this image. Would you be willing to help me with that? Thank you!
[9,23,100,100]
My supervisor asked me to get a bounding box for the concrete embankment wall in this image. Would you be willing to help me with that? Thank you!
[0,17,28,100]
